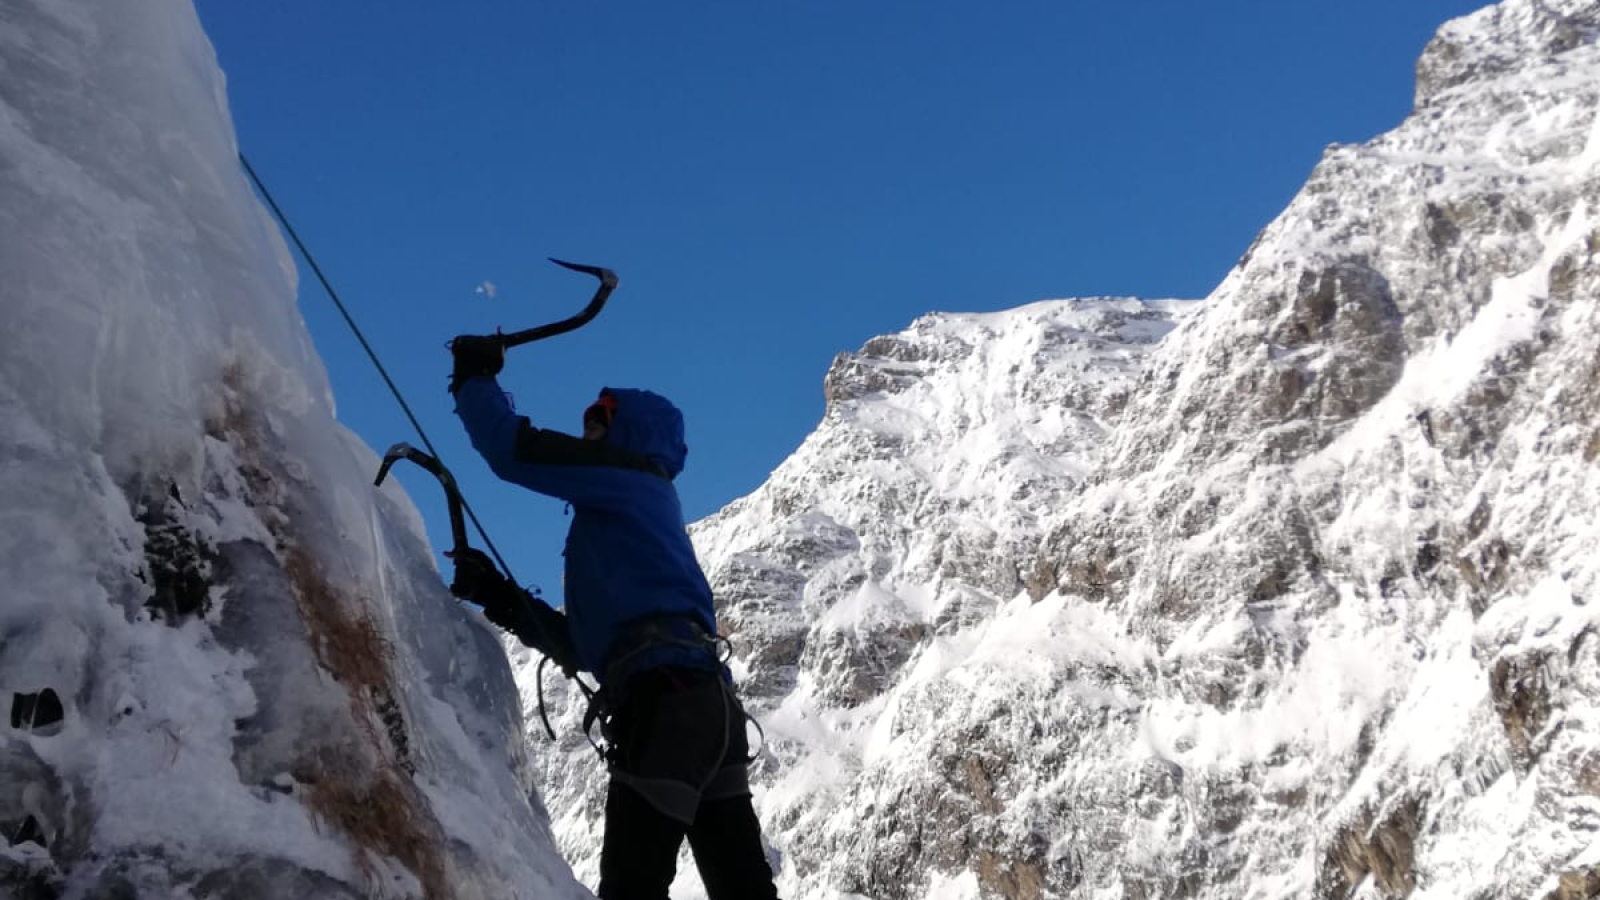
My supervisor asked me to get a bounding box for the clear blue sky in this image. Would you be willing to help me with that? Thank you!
[194,0,1487,601]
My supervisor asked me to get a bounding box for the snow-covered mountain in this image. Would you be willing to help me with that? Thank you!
[1026,1,1600,896]
[0,2,585,897]
[1024,3,1600,890]
[5,0,1598,898]
[520,2,1600,898]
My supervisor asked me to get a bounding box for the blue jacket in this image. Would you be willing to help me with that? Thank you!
[453,378,720,683]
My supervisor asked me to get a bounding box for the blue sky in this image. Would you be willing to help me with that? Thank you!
[195,0,1486,600]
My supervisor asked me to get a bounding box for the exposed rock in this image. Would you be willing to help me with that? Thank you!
[1320,797,1425,900]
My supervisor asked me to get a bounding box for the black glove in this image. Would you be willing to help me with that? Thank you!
[449,548,578,673]
[448,547,515,619]
[448,335,505,393]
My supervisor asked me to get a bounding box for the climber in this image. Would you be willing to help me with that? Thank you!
[445,335,781,900]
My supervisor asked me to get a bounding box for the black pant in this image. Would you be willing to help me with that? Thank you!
[598,782,780,900]
[596,668,780,900]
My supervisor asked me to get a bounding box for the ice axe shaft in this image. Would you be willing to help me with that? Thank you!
[488,258,618,350]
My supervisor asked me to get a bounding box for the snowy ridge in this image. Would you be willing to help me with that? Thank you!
[698,297,1187,693]
[0,1,585,897]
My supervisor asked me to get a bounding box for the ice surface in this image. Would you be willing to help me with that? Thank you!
[0,1,587,897]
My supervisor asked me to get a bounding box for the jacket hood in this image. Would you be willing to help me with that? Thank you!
[600,387,688,478]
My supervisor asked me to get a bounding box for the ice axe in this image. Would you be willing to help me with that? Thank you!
[452,258,618,354]
[374,442,469,556]
[374,442,582,689]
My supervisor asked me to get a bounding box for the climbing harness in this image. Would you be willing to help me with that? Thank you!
[580,619,767,824]
[585,618,767,769]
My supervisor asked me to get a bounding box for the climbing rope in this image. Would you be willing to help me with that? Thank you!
[238,152,516,579]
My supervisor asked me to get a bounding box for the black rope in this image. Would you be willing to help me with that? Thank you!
[238,152,515,579]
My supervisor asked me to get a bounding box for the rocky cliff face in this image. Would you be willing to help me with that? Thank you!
[1027,1,1600,896]
[702,300,1192,900]
[519,2,1600,898]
